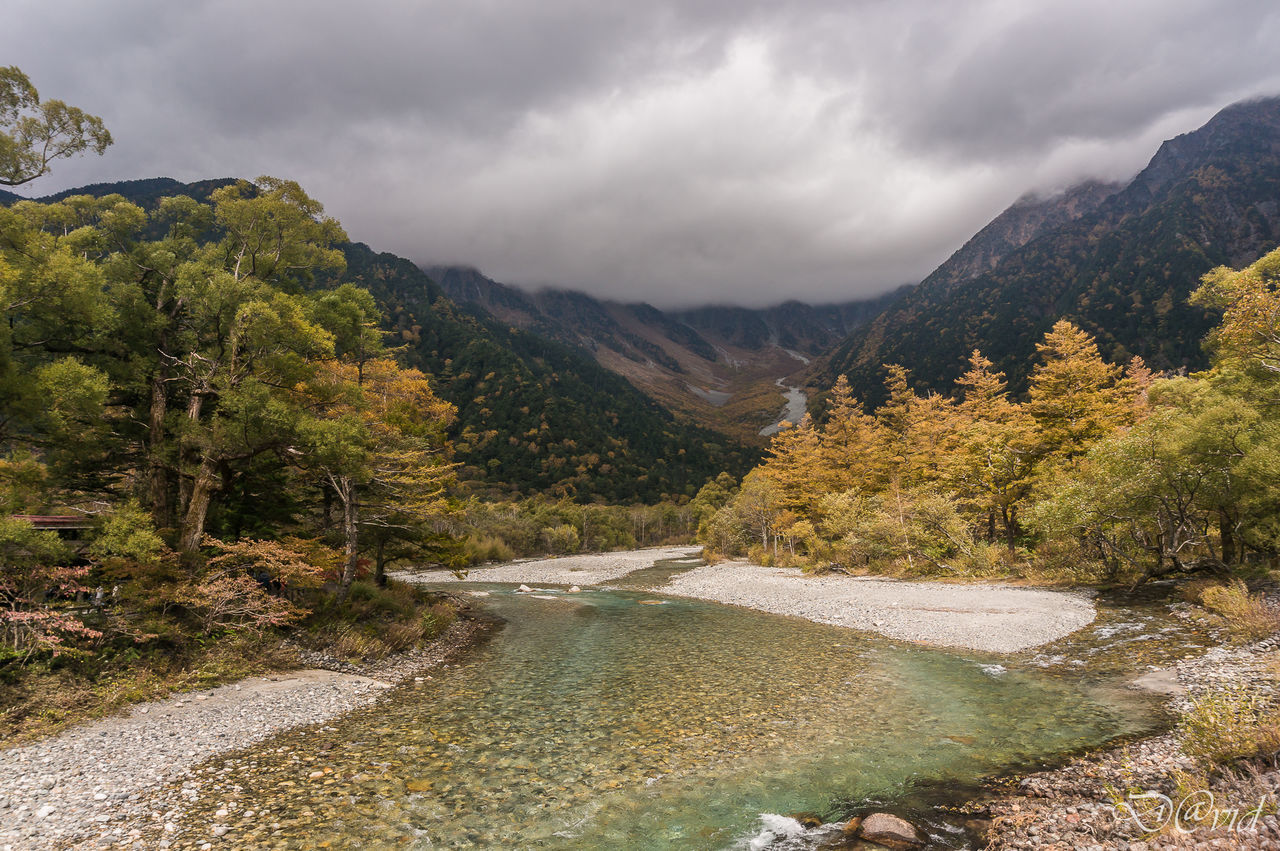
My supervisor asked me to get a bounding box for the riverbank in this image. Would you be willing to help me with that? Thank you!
[659,560,1096,653]
[411,545,702,586]
[0,615,496,851]
[417,551,1098,653]
[967,636,1280,849]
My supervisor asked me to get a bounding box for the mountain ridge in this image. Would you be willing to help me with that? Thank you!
[821,95,1280,405]
[1,179,757,501]
[429,265,905,440]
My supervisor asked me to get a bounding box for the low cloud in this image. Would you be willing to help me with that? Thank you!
[6,0,1280,306]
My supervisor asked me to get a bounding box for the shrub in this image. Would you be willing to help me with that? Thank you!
[0,517,100,663]
[1200,580,1280,642]
[175,537,330,636]
[541,523,580,555]
[87,501,165,563]
[463,534,514,564]
[1179,685,1280,767]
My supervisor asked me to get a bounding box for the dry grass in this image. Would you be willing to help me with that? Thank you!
[1179,684,1280,768]
[1198,580,1280,643]
[1180,578,1223,604]
[306,580,455,663]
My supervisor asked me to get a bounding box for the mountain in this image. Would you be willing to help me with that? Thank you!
[924,179,1122,292]
[431,266,904,440]
[2,178,757,502]
[823,96,1280,405]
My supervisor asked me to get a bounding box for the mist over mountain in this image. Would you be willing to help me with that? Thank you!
[0,179,757,501]
[821,95,1280,405]
[430,266,905,440]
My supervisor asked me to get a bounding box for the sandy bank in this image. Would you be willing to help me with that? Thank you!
[659,561,1096,653]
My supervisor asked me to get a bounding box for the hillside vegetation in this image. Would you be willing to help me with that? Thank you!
[706,248,1280,586]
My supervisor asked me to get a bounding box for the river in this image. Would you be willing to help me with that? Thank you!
[168,571,1168,849]
[760,379,808,437]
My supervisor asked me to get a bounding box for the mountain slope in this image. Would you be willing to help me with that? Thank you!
[432,266,904,440]
[823,96,1280,404]
[924,179,1122,292]
[3,179,756,501]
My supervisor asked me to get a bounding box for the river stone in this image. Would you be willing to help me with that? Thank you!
[858,812,925,848]
[517,585,533,593]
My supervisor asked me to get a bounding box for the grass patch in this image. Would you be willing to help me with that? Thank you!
[1179,684,1280,768]
[303,579,455,663]
[1198,580,1280,643]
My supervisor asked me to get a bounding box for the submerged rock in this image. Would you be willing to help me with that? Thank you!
[858,812,925,848]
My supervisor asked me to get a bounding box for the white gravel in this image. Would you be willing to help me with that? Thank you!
[407,545,701,586]
[658,561,1096,653]
[0,619,482,850]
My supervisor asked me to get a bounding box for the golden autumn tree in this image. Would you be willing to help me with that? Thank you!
[817,375,887,493]
[1192,244,1280,384]
[948,350,1040,550]
[1026,320,1134,465]
[302,358,456,600]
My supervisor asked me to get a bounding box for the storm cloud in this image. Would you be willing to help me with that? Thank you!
[6,0,1280,306]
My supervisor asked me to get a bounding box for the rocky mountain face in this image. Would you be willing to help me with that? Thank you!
[924,179,1123,292]
[430,266,904,441]
[822,96,1280,405]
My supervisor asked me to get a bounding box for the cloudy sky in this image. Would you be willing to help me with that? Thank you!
[6,1,1280,307]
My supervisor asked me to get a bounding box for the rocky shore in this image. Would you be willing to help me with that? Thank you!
[0,615,495,851]
[968,637,1280,850]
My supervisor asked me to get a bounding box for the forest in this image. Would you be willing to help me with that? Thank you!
[700,250,1280,585]
[0,67,724,738]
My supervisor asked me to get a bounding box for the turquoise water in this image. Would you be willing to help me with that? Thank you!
[171,587,1162,849]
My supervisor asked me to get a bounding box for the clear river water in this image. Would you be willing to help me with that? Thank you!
[167,571,1190,849]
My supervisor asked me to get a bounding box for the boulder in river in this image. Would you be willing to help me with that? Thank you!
[857,812,925,848]
[517,584,534,593]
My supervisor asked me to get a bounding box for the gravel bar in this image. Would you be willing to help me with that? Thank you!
[659,561,1096,653]
[406,545,701,586]
[0,617,488,851]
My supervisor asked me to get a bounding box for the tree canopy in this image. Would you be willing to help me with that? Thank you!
[0,67,112,186]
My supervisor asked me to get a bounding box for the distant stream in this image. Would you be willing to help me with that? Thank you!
[760,378,808,436]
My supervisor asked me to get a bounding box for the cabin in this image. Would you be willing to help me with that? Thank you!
[11,514,94,544]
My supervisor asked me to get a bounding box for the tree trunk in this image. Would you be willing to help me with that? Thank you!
[178,394,205,517]
[147,372,172,527]
[374,536,387,588]
[1219,507,1237,566]
[1000,505,1016,553]
[178,456,220,557]
[336,476,360,602]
